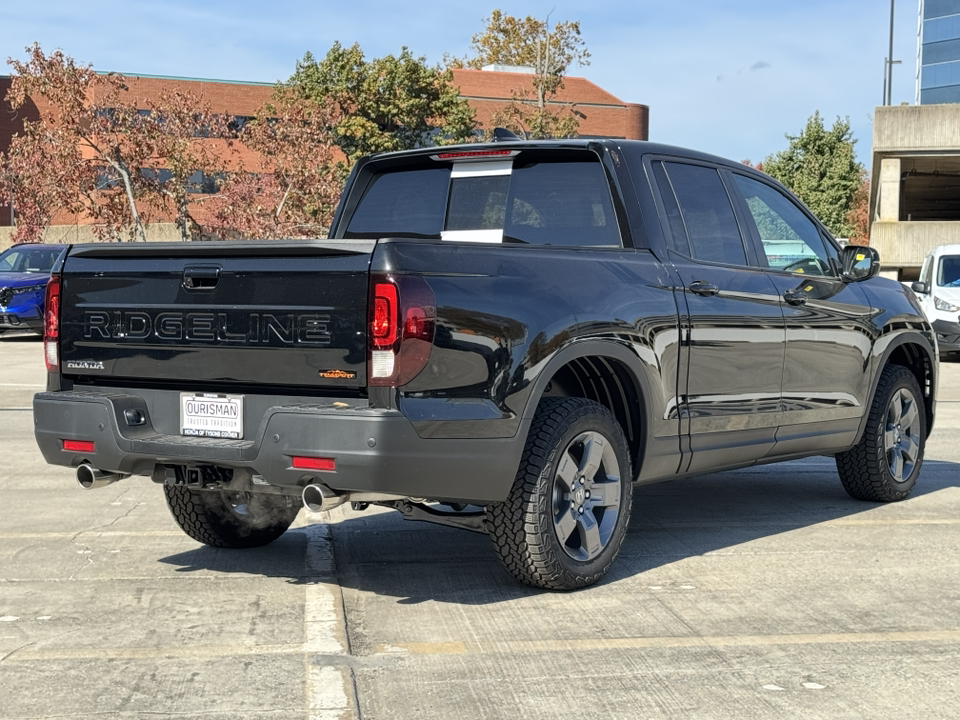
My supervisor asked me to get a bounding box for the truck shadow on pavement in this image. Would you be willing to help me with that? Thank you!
[157,458,960,605]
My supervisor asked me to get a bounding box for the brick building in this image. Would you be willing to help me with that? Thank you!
[0,74,275,229]
[453,66,648,141]
[0,67,648,235]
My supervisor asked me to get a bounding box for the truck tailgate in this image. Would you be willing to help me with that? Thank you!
[58,241,373,389]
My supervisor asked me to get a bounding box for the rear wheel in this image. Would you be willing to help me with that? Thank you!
[486,397,633,590]
[164,486,300,548]
[836,364,926,502]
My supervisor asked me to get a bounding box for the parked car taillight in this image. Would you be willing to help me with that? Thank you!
[368,274,435,387]
[44,276,61,372]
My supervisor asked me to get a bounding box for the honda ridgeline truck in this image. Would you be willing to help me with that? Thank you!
[33,139,938,590]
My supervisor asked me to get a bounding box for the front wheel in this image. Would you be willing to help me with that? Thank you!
[486,397,633,590]
[164,486,300,548]
[836,364,926,502]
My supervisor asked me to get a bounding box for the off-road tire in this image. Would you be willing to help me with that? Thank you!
[164,485,300,548]
[836,364,926,502]
[486,397,633,590]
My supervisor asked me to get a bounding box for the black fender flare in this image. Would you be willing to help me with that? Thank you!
[513,339,661,473]
[854,330,938,444]
[519,339,655,420]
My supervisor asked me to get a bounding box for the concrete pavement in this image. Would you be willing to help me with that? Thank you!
[1,335,958,719]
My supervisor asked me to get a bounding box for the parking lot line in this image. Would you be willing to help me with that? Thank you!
[376,628,960,656]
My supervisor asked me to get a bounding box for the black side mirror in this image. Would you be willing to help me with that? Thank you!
[911,281,930,294]
[840,245,881,282]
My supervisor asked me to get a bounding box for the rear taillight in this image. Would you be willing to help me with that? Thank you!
[44,276,61,372]
[372,283,398,347]
[368,275,436,387]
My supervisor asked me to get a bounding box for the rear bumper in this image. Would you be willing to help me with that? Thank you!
[932,319,960,353]
[33,390,523,504]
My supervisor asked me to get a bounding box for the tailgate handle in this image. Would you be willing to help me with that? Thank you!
[182,265,221,290]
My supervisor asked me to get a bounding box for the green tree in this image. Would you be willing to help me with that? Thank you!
[762,112,865,239]
[289,43,476,162]
[456,10,589,139]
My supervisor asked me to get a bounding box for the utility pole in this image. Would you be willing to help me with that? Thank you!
[885,56,903,105]
[886,0,896,104]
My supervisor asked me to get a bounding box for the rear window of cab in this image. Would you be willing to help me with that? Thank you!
[342,151,622,248]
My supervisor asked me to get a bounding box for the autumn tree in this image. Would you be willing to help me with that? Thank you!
[289,43,475,162]
[209,88,344,239]
[845,169,871,245]
[0,127,68,243]
[457,10,590,139]
[762,112,865,239]
[140,90,233,242]
[1,45,157,242]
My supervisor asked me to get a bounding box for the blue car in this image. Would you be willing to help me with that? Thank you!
[0,244,69,335]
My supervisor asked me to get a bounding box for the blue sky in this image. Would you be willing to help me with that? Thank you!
[3,1,923,166]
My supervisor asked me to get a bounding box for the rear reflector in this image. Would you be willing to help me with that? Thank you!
[63,440,95,453]
[292,456,336,472]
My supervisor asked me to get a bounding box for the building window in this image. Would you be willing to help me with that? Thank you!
[921,58,960,88]
[922,37,960,65]
[920,84,960,103]
[925,0,960,20]
[924,14,960,44]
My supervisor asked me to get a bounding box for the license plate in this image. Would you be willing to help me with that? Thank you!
[180,393,244,439]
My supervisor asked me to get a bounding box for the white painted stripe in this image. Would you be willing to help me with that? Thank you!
[0,383,44,387]
[303,522,345,655]
[0,531,185,539]
[375,628,960,656]
[307,665,352,720]
[303,520,354,720]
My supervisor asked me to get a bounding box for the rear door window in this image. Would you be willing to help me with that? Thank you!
[344,154,621,247]
[659,162,749,266]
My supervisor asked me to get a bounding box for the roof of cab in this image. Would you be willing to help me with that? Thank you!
[367,138,746,172]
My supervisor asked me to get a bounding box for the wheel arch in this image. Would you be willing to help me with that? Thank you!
[519,340,655,475]
[859,333,937,443]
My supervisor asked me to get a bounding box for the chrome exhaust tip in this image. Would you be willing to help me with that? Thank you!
[76,463,124,490]
[302,484,348,513]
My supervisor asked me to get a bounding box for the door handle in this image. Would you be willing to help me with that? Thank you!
[688,280,719,297]
[783,289,808,306]
[182,265,221,290]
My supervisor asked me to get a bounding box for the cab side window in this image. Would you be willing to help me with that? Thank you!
[732,174,834,276]
[660,162,748,266]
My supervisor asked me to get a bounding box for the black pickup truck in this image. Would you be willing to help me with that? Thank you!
[34,139,938,590]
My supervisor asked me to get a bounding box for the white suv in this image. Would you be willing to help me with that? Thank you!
[912,244,960,359]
